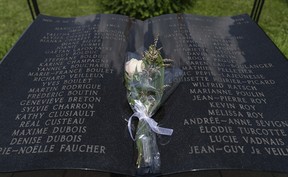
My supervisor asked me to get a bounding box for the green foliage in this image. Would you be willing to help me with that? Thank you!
[125,39,165,115]
[96,0,195,20]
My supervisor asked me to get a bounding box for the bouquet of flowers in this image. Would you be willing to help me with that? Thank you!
[125,38,182,175]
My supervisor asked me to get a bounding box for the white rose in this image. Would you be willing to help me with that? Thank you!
[125,58,144,76]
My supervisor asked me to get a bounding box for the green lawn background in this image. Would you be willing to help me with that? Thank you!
[0,0,287,60]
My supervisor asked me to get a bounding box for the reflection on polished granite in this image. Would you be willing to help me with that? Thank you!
[1,170,287,177]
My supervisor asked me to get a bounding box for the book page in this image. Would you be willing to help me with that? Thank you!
[0,14,139,175]
[143,14,288,174]
[1,13,288,176]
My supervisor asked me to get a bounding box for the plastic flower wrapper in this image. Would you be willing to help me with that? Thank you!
[125,38,182,175]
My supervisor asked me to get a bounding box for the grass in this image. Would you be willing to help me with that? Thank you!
[0,0,287,60]
[0,0,31,59]
[260,0,288,57]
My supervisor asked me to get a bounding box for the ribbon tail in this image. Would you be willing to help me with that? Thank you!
[128,113,139,141]
[152,126,173,136]
[145,118,173,136]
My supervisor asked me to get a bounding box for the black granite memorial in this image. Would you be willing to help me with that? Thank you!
[0,14,288,176]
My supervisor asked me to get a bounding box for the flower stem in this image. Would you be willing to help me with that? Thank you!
[135,119,161,175]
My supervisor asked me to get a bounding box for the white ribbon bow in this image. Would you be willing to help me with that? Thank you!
[127,100,173,141]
